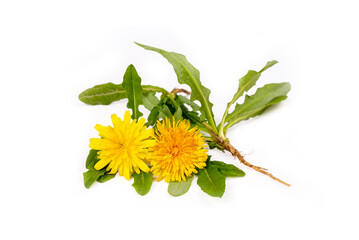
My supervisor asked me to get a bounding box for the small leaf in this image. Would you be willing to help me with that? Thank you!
[132,171,153,196]
[259,60,278,73]
[197,164,225,198]
[210,161,245,177]
[224,82,291,131]
[85,149,99,169]
[168,175,194,197]
[136,42,217,131]
[79,83,127,105]
[84,151,114,188]
[122,65,143,119]
[83,167,107,189]
[146,101,165,126]
[97,174,116,183]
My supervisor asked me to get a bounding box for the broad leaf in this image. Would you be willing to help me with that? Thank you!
[224,82,290,131]
[168,175,194,197]
[136,42,217,131]
[97,174,116,183]
[197,164,226,198]
[132,171,153,196]
[122,65,143,119]
[79,83,126,105]
[210,161,245,177]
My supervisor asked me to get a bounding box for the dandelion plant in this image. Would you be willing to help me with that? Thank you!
[79,43,291,197]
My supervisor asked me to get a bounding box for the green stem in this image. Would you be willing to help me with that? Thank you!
[217,103,231,138]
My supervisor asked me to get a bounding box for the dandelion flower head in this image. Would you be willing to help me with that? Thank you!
[148,118,208,182]
[89,111,155,180]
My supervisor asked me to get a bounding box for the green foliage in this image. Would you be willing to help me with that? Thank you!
[197,164,226,198]
[176,95,208,133]
[132,171,153,196]
[97,174,116,183]
[83,166,107,189]
[80,43,291,194]
[176,95,200,111]
[146,95,174,126]
[78,83,127,105]
[83,149,115,188]
[227,61,278,108]
[224,82,290,132]
[79,83,167,106]
[168,175,194,197]
[218,61,279,136]
[122,65,143,119]
[135,42,217,132]
[210,161,245,177]
[85,149,99,169]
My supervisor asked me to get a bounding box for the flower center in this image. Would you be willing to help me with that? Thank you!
[172,146,180,157]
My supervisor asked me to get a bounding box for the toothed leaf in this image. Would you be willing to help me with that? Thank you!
[136,42,217,131]
[225,82,290,130]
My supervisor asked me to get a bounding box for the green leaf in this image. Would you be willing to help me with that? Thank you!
[175,96,208,133]
[122,64,143,119]
[79,83,167,106]
[132,171,153,196]
[224,82,291,132]
[141,92,160,111]
[85,149,99,169]
[79,83,127,105]
[96,174,116,183]
[84,150,115,188]
[145,95,174,126]
[83,166,107,189]
[210,161,245,177]
[176,95,200,111]
[146,100,165,126]
[218,61,278,136]
[168,175,194,197]
[259,60,278,73]
[197,164,226,198]
[136,42,217,132]
[173,105,183,121]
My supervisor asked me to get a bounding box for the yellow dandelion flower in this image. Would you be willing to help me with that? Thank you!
[89,111,155,180]
[148,118,208,182]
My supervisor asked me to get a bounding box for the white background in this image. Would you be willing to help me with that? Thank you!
[1,1,358,239]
